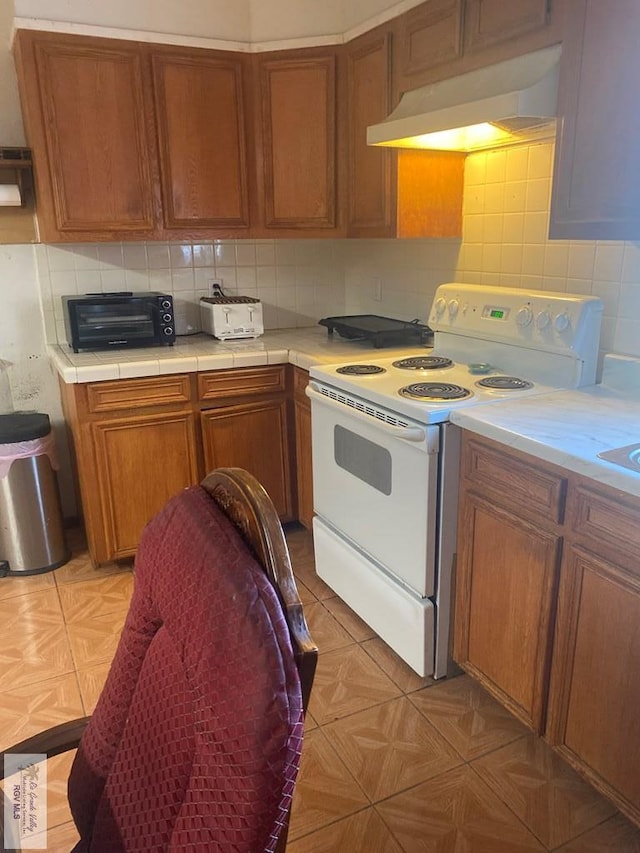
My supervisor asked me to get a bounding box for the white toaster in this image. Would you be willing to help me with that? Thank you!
[200,296,264,340]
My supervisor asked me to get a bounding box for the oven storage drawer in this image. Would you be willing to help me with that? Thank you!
[313,517,435,677]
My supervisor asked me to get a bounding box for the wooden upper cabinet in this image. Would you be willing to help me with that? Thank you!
[464,0,551,53]
[346,28,463,238]
[400,0,463,77]
[151,50,251,231]
[14,31,157,241]
[257,52,338,231]
[346,29,394,235]
[550,0,640,240]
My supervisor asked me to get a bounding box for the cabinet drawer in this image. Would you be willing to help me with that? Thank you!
[570,483,640,573]
[198,366,287,401]
[86,375,192,413]
[462,436,566,523]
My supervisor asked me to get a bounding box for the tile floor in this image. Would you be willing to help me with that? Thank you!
[1,524,639,852]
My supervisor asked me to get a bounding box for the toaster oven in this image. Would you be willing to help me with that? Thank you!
[62,292,176,353]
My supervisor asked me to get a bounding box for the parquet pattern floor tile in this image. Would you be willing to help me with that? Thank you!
[323,696,463,801]
[0,672,84,751]
[0,523,637,852]
[287,807,404,852]
[554,813,640,851]
[288,728,369,839]
[410,673,530,760]
[377,764,547,852]
[308,643,402,725]
[472,734,617,849]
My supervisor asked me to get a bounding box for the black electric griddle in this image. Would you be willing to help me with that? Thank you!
[319,315,433,348]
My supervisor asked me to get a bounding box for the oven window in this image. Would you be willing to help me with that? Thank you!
[334,425,392,495]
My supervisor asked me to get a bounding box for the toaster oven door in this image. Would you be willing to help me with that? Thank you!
[69,298,159,351]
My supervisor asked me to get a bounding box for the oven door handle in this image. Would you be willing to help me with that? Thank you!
[305,382,427,443]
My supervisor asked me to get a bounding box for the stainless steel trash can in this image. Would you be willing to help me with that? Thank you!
[0,413,70,575]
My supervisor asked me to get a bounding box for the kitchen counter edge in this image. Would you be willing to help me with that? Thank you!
[450,384,640,500]
[49,328,432,384]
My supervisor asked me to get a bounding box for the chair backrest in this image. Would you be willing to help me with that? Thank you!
[68,469,317,853]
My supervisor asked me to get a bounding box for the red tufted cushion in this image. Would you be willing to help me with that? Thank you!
[67,486,303,852]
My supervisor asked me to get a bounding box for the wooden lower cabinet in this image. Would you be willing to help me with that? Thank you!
[546,489,640,824]
[200,399,292,520]
[456,430,640,824]
[92,411,199,559]
[454,489,562,732]
[61,367,297,565]
[292,367,313,528]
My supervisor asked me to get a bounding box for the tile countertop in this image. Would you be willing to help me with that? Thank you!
[450,354,640,499]
[49,327,432,383]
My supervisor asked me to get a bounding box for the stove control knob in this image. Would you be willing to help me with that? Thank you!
[536,310,551,330]
[435,297,447,316]
[554,312,570,332]
[448,299,460,318]
[516,306,533,327]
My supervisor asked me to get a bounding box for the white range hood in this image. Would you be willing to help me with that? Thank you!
[367,44,561,152]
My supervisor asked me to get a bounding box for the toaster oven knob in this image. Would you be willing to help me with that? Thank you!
[163,326,174,336]
[162,313,172,323]
[516,306,533,327]
[161,299,172,310]
[554,312,570,332]
[435,297,447,316]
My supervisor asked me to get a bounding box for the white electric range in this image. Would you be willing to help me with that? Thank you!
[307,284,604,678]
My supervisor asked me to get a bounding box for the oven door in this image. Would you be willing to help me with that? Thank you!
[307,382,439,596]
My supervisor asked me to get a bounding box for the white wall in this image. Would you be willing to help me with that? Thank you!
[14,0,251,41]
[1,1,24,144]
[0,245,74,513]
[12,0,419,44]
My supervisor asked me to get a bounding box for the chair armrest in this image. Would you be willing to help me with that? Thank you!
[0,716,90,777]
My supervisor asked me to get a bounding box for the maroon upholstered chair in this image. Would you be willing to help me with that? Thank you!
[2,468,317,852]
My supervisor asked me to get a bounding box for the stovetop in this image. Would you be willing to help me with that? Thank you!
[309,353,560,425]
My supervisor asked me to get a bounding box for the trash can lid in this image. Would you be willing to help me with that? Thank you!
[0,412,51,443]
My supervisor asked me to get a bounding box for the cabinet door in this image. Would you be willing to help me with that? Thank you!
[399,0,463,78]
[346,30,394,236]
[547,547,640,823]
[550,0,640,240]
[464,0,550,53]
[201,400,292,519]
[258,54,337,229]
[455,491,562,731]
[152,51,251,230]
[92,411,199,560]
[14,32,157,240]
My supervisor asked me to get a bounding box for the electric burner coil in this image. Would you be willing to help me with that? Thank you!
[399,382,472,401]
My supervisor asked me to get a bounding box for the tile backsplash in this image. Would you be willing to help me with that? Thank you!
[343,141,640,366]
[36,239,346,346]
[33,140,640,367]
